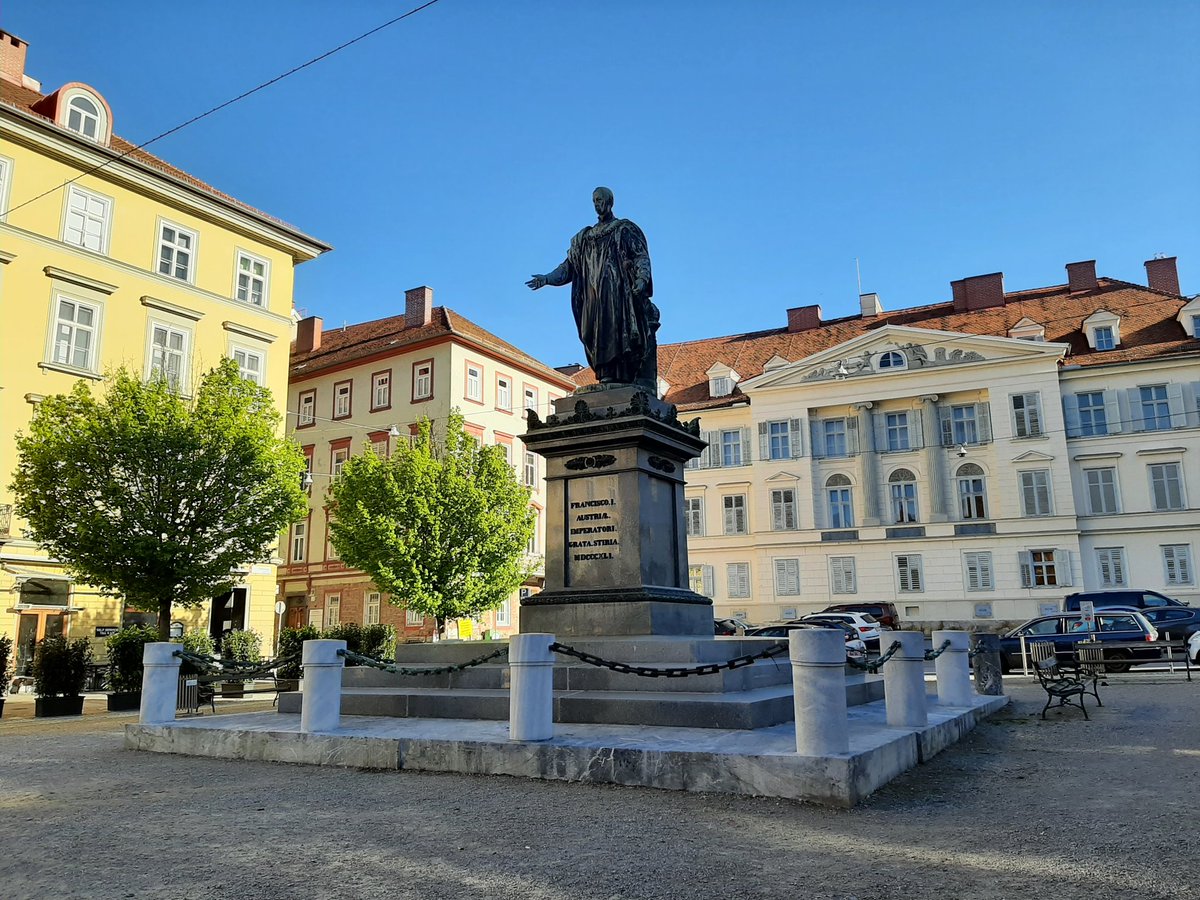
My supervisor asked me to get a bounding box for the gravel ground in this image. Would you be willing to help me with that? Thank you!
[1,679,1197,900]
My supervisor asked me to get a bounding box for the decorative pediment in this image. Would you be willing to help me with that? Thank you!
[1011,449,1055,463]
[765,470,803,482]
[761,355,791,373]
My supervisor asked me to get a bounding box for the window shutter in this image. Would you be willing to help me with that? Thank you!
[831,557,856,594]
[758,421,770,460]
[1179,549,1193,585]
[813,488,827,530]
[1020,473,1035,516]
[1018,551,1033,588]
[978,553,993,590]
[911,557,923,591]
[1126,388,1145,431]
[1164,546,1179,584]
[1097,550,1113,586]
[1062,394,1081,438]
[873,412,887,453]
[702,564,715,597]
[847,416,860,455]
[1103,390,1122,434]
[1111,549,1125,586]
[740,427,752,465]
[810,419,824,459]
[789,418,804,457]
[940,407,954,446]
[976,403,992,443]
[1053,549,1073,587]
[771,492,783,531]
[1167,383,1186,428]
[910,408,925,449]
[1036,473,1052,515]
[705,431,722,467]
[897,557,912,592]
[1028,393,1043,436]
[1184,383,1200,429]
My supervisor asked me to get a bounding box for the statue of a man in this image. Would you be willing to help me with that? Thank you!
[527,187,659,392]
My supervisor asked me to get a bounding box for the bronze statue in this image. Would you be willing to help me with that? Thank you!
[527,187,659,392]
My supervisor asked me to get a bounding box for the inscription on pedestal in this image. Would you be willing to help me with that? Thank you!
[565,474,622,586]
[569,497,619,561]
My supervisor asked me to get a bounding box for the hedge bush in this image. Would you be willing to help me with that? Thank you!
[105,625,158,693]
[32,636,93,697]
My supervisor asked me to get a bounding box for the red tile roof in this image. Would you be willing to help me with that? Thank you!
[574,278,1198,411]
[0,79,330,253]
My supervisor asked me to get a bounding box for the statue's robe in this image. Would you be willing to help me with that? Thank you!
[545,217,655,385]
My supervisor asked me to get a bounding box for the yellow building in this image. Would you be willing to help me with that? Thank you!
[0,32,330,675]
[279,289,577,641]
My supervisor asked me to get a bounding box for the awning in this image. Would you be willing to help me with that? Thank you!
[3,564,74,584]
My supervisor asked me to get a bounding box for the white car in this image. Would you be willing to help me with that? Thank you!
[1188,631,1200,665]
[799,612,884,649]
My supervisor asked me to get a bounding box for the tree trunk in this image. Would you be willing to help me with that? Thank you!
[157,599,172,641]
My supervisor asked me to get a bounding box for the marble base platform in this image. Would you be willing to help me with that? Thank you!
[126,692,1008,807]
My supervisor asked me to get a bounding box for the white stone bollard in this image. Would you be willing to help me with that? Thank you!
[790,628,849,755]
[883,631,928,728]
[509,633,556,741]
[139,642,183,725]
[932,630,974,707]
[300,640,346,733]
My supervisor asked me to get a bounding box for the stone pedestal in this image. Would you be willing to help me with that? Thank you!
[300,640,346,733]
[972,633,1005,696]
[139,642,182,725]
[932,630,974,707]
[883,631,928,728]
[520,386,712,637]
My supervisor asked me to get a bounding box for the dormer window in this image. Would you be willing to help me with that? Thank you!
[1008,318,1046,342]
[1094,326,1114,351]
[656,377,670,400]
[50,85,112,145]
[67,95,101,139]
[1176,297,1200,338]
[761,355,790,373]
[706,362,741,398]
[877,350,906,370]
[1082,309,1121,351]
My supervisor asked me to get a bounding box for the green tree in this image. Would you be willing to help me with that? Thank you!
[10,361,308,639]
[328,411,536,636]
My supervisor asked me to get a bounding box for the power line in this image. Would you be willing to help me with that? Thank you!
[3,0,445,218]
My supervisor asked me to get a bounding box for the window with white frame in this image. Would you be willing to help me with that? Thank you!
[1019,470,1053,517]
[326,595,341,627]
[826,474,854,529]
[964,551,993,591]
[298,391,315,426]
[1076,391,1108,436]
[689,564,714,597]
[1096,547,1127,587]
[333,382,351,418]
[1084,467,1119,515]
[291,522,307,563]
[413,361,433,400]
[523,451,537,487]
[496,377,512,410]
[65,93,104,140]
[1011,393,1043,438]
[722,495,747,535]
[830,556,856,594]
[371,371,391,410]
[896,554,924,592]
[823,419,848,457]
[720,429,743,467]
[365,592,381,625]
[497,441,512,465]
[235,251,268,306]
[0,156,11,221]
[950,404,978,445]
[231,347,263,384]
[956,463,987,519]
[466,365,483,402]
[406,608,424,626]
[1162,544,1194,586]
[527,511,539,554]
[1094,326,1115,351]
[157,222,196,282]
[770,488,797,530]
[332,447,350,479]
[495,599,511,627]
[710,375,732,398]
[761,419,798,460]
[524,386,538,413]
[1149,462,1185,511]
[774,558,800,596]
[370,435,388,457]
[727,562,751,598]
[63,186,111,253]
[885,412,911,452]
[684,497,704,537]
[51,297,98,370]
[1020,549,1068,587]
[877,350,905,369]
[1140,385,1172,431]
[149,323,188,390]
[888,469,919,523]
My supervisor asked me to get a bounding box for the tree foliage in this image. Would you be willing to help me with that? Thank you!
[327,411,536,632]
[10,361,309,638]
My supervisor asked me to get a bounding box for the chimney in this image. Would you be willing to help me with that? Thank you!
[405,285,433,328]
[951,272,1005,312]
[1144,257,1180,295]
[859,292,883,318]
[786,304,822,333]
[295,316,322,354]
[0,31,35,89]
[1065,260,1098,293]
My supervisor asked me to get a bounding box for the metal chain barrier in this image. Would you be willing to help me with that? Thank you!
[337,646,508,676]
[173,648,297,680]
[845,640,903,673]
[924,639,952,661]
[548,640,788,677]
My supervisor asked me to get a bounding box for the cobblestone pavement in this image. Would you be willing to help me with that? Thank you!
[1,679,1196,900]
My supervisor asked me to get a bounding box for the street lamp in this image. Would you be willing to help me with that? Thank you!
[301,471,314,489]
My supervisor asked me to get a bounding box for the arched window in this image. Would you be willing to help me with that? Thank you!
[956,463,987,520]
[826,474,854,529]
[877,350,906,370]
[67,95,101,139]
[888,468,918,523]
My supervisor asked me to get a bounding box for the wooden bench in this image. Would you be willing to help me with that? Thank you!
[1033,657,1091,720]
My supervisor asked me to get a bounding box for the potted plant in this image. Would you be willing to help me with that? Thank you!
[104,625,157,711]
[32,635,93,717]
[0,635,12,719]
[275,625,318,690]
[219,629,262,697]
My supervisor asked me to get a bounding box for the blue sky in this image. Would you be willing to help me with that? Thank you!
[6,1,1198,367]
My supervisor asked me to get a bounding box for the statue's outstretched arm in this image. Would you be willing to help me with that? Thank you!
[526,259,571,291]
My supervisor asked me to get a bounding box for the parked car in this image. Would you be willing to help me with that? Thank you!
[799,612,882,650]
[1063,589,1189,612]
[714,617,753,636]
[1188,631,1200,665]
[746,622,867,657]
[822,602,900,629]
[997,611,1159,673]
[1101,605,1200,640]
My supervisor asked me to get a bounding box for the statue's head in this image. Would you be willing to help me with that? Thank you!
[593,186,614,218]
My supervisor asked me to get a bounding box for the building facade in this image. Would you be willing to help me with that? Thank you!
[640,258,1199,628]
[278,287,577,641]
[0,32,329,672]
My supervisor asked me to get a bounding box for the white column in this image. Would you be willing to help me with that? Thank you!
[883,631,928,728]
[509,633,556,741]
[932,630,974,707]
[790,628,849,755]
[139,642,183,725]
[300,639,346,733]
